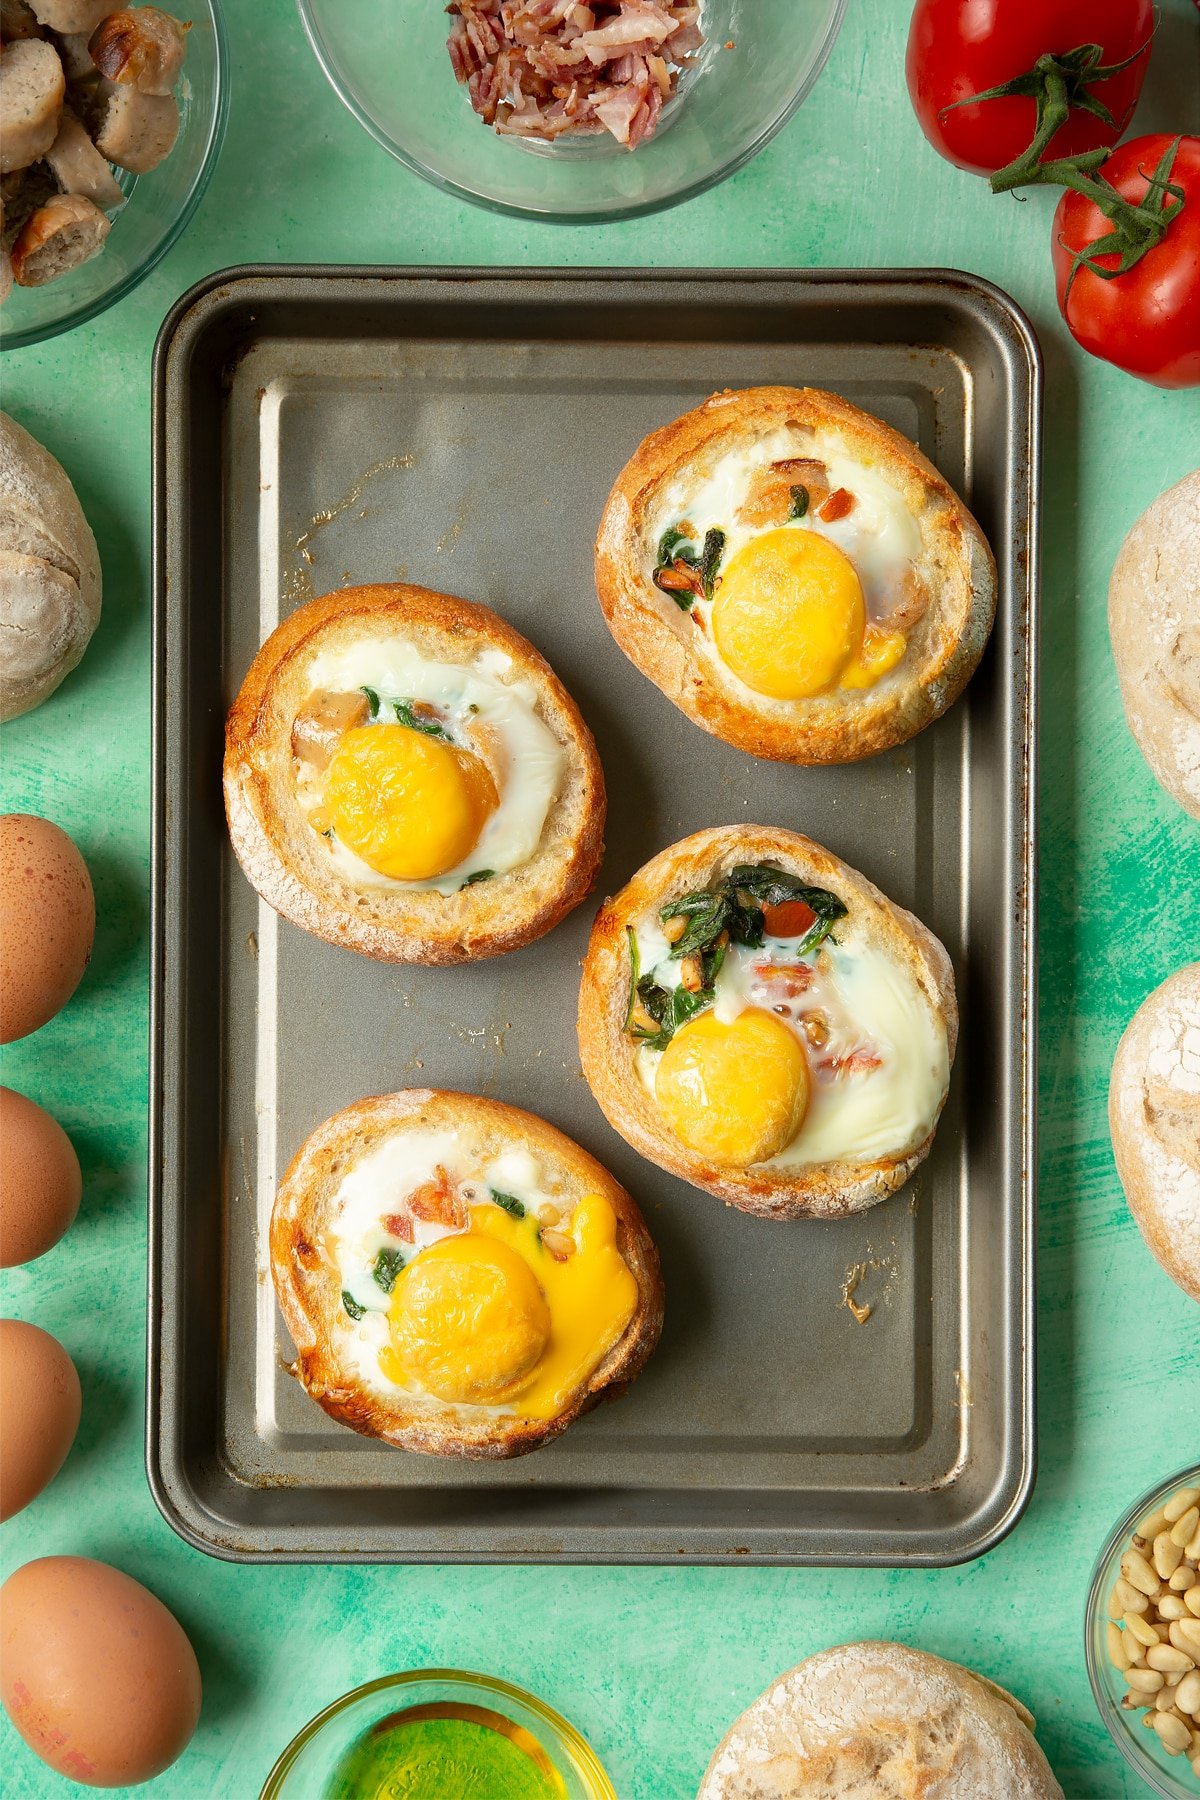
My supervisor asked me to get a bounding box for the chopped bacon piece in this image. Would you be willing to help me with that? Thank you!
[382,1212,414,1244]
[406,1166,468,1231]
[447,1,703,146]
[753,962,814,997]
[818,487,856,523]
[819,1050,884,1076]
[762,898,817,939]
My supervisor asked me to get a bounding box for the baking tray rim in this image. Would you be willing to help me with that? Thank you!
[147,263,1040,1565]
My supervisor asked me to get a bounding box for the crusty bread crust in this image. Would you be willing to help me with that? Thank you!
[577,826,957,1220]
[1109,962,1200,1303]
[698,1641,1063,1800]
[594,387,997,764]
[1108,467,1200,821]
[270,1089,665,1458]
[224,583,606,964]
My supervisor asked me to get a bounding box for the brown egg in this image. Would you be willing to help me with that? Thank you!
[0,1087,81,1267]
[0,1320,81,1521]
[0,814,95,1044]
[0,1557,201,1787]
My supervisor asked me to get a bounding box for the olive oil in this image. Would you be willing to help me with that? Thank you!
[324,1702,566,1799]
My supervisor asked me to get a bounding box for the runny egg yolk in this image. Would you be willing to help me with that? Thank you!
[324,724,497,881]
[655,1007,810,1168]
[380,1193,638,1419]
[711,529,865,700]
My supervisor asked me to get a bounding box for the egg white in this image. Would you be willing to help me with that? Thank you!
[632,914,948,1169]
[647,427,922,624]
[300,638,566,896]
[326,1125,567,1407]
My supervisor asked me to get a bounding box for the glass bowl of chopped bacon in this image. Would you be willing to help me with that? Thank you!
[297,0,848,222]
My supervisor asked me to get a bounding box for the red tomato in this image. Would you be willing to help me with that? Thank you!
[761,899,816,939]
[906,0,1153,176]
[1052,135,1200,388]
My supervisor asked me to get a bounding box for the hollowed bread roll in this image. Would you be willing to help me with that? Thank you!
[577,825,956,1220]
[698,1641,1064,1799]
[270,1089,664,1458]
[1108,468,1200,820]
[1109,962,1200,1302]
[595,387,996,764]
[224,583,605,964]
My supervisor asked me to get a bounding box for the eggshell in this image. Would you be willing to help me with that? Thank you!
[0,1086,81,1266]
[0,1557,202,1787]
[0,1320,81,1521]
[0,814,94,1044]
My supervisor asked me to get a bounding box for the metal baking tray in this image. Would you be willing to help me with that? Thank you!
[149,266,1040,1564]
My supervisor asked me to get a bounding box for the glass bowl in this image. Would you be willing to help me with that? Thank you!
[1085,1462,1200,1799]
[259,1668,617,1799]
[0,0,228,350]
[297,0,847,222]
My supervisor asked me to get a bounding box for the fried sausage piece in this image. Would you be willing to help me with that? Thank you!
[93,81,177,172]
[89,6,187,95]
[0,38,65,173]
[27,0,110,30]
[11,188,108,282]
[43,108,123,206]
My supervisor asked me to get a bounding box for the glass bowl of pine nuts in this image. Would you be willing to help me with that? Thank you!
[1086,1465,1200,1797]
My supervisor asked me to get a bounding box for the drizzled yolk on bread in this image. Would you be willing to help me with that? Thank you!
[655,1007,810,1167]
[712,529,898,700]
[381,1194,638,1419]
[324,724,497,880]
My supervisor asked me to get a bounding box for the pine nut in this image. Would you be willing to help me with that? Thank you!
[539,1227,575,1261]
[662,913,688,945]
[536,1204,560,1226]
[1147,1645,1196,1674]
[1126,1667,1165,1693]
[1114,1577,1150,1615]
[1188,1526,1200,1561]
[1123,1691,1150,1710]
[1123,1549,1162,1597]
[1171,1566,1199,1592]
[1191,1755,1200,1779]
[1153,1711,1192,1755]
[1175,1670,1200,1716]
[1108,1622,1131,1670]
[1187,1586,1200,1618]
[1155,1531,1186,1579]
[1170,1619,1200,1656]
[1164,1488,1200,1524]
[1126,1633,1146,1666]
[1160,1595,1190,1620]
[679,952,704,992]
[1156,1683,1183,1712]
[1126,1612,1162,1646]
[1171,1506,1200,1548]
[1140,1507,1172,1540]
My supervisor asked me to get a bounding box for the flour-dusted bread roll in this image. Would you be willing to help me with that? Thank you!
[698,1642,1063,1800]
[1109,963,1200,1302]
[271,1089,664,1458]
[1109,469,1200,821]
[595,388,996,765]
[225,584,605,964]
[0,413,101,722]
[578,826,956,1220]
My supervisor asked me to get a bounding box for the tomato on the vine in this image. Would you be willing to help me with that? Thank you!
[906,0,1153,177]
[1052,135,1200,389]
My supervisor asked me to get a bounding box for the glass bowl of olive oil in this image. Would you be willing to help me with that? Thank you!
[259,1669,617,1800]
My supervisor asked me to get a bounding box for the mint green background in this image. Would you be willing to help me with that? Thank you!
[2,3,1198,1796]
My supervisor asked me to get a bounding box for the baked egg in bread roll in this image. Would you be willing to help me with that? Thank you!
[578,827,957,1220]
[698,1641,1063,1799]
[595,387,996,763]
[224,583,605,963]
[270,1090,664,1458]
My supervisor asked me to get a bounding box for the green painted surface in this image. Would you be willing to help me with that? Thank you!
[1,2,1198,1796]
